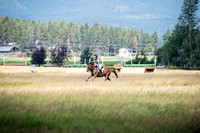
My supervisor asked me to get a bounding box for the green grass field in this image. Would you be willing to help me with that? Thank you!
[0,56,135,66]
[0,70,200,133]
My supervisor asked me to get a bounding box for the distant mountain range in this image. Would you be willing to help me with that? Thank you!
[0,0,200,38]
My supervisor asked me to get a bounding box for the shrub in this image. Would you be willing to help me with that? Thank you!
[67,64,87,67]
[124,64,155,67]
[31,47,46,66]
[50,45,69,66]
[126,55,154,64]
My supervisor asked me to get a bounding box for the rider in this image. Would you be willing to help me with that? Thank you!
[94,55,103,76]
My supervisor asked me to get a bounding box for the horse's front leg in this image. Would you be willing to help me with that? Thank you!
[92,73,98,81]
[85,74,93,82]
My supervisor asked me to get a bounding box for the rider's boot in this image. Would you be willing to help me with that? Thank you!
[99,69,102,76]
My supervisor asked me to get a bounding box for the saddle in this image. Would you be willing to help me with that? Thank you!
[97,67,104,72]
[97,67,104,77]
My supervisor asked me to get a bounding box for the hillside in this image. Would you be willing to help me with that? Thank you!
[0,0,199,37]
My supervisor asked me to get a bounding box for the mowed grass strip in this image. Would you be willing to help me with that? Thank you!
[0,71,200,133]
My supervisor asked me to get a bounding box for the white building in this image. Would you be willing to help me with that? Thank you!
[118,48,135,57]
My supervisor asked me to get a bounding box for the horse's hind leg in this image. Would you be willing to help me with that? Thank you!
[107,76,111,81]
[105,75,108,81]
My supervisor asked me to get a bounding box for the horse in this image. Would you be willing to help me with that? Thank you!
[85,63,118,82]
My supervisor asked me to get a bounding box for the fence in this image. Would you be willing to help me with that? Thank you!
[0,52,18,57]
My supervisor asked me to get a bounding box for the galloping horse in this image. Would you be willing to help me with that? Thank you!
[85,63,118,82]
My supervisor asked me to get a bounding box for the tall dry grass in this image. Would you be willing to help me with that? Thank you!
[0,70,200,132]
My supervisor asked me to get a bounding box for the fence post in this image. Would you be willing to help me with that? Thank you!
[101,56,104,64]
[74,56,76,65]
[3,58,5,66]
[25,57,27,64]
[154,56,157,73]
[130,55,133,65]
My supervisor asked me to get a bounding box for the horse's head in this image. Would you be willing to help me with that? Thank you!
[86,63,94,72]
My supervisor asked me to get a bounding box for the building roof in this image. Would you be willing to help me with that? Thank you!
[0,46,18,52]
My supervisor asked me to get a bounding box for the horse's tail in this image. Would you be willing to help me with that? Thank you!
[111,69,118,78]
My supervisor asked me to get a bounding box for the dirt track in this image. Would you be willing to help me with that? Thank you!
[0,66,67,73]
[0,66,199,74]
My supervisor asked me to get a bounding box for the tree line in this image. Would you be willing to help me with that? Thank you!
[0,17,158,54]
[157,0,200,69]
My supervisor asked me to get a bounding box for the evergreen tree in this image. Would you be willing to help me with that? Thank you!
[0,17,9,44]
[178,0,200,68]
[121,28,129,47]
[101,24,110,52]
[40,22,48,45]
[84,23,90,46]
[114,27,122,48]
[108,26,115,46]
[151,31,158,50]
[159,0,200,68]
[144,43,153,54]
[163,29,171,44]
[47,20,55,45]
[90,23,102,48]
[80,47,93,64]
[68,22,77,45]
[80,24,85,47]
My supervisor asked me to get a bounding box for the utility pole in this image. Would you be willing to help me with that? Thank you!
[67,38,70,57]
[73,43,75,54]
